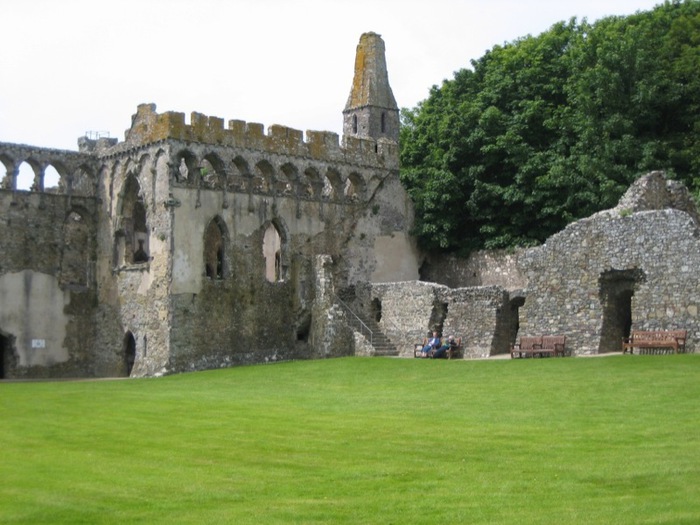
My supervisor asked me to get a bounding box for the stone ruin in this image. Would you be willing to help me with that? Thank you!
[0,33,696,379]
[516,171,700,355]
[378,170,699,357]
[0,33,421,379]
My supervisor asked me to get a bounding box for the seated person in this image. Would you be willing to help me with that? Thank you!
[420,331,441,357]
[432,335,458,358]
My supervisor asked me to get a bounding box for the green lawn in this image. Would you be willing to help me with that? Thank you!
[1,355,699,524]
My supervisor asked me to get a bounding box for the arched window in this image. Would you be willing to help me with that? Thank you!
[44,165,61,192]
[344,172,365,201]
[262,223,282,283]
[16,161,36,191]
[381,112,386,133]
[352,114,358,134]
[116,175,149,266]
[204,216,227,279]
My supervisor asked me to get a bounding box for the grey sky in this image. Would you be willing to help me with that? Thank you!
[1,0,663,152]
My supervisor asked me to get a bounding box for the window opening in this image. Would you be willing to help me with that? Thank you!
[204,218,226,279]
[44,165,61,192]
[263,223,282,283]
[16,162,35,191]
[352,114,358,134]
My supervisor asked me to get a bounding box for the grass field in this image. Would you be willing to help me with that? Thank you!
[1,355,699,524]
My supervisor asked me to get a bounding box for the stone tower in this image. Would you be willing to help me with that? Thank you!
[343,32,399,142]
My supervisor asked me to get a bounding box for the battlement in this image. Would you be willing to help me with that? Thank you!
[121,103,398,169]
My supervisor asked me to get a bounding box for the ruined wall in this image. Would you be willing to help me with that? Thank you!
[519,173,700,355]
[0,191,112,378]
[358,281,512,358]
[420,249,527,290]
[0,32,421,378]
[89,98,418,375]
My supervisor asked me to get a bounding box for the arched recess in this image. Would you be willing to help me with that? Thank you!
[200,153,226,190]
[253,160,274,193]
[115,174,149,266]
[344,172,365,201]
[230,156,250,192]
[278,163,298,196]
[302,166,321,198]
[153,150,170,205]
[174,150,197,184]
[204,215,228,280]
[61,209,90,287]
[123,331,136,377]
[323,168,343,200]
[262,220,288,283]
[69,164,95,196]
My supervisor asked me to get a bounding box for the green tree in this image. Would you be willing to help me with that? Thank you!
[400,0,700,254]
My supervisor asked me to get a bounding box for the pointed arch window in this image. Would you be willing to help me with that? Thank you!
[204,216,227,280]
[262,223,282,283]
[115,175,149,267]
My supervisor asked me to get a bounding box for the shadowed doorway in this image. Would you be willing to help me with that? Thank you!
[0,333,7,379]
[598,269,645,353]
[124,332,136,377]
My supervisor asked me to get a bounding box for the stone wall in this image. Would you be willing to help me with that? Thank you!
[0,191,112,377]
[420,249,526,290]
[356,281,513,358]
[518,172,700,355]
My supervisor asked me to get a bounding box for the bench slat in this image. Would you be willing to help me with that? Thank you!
[622,330,687,354]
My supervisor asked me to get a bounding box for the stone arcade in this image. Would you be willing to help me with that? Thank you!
[1,34,696,379]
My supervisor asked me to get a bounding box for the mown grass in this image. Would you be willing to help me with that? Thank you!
[1,355,699,524]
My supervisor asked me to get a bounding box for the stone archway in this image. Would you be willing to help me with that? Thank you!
[124,332,136,377]
[598,269,645,353]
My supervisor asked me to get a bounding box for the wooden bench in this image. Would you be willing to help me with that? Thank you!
[539,335,568,358]
[511,335,567,358]
[622,330,687,354]
[510,336,542,359]
[414,337,462,359]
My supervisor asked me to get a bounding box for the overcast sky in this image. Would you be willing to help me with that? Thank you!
[1,0,663,151]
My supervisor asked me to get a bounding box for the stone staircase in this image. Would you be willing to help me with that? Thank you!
[334,295,399,357]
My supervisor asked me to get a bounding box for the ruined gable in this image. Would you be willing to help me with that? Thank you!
[518,171,700,355]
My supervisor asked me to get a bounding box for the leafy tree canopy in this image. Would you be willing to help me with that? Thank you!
[400,0,700,254]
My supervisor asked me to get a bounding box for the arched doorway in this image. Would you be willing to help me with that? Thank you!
[124,332,136,377]
[599,269,644,353]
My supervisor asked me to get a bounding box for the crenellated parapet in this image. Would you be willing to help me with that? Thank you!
[119,103,398,170]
